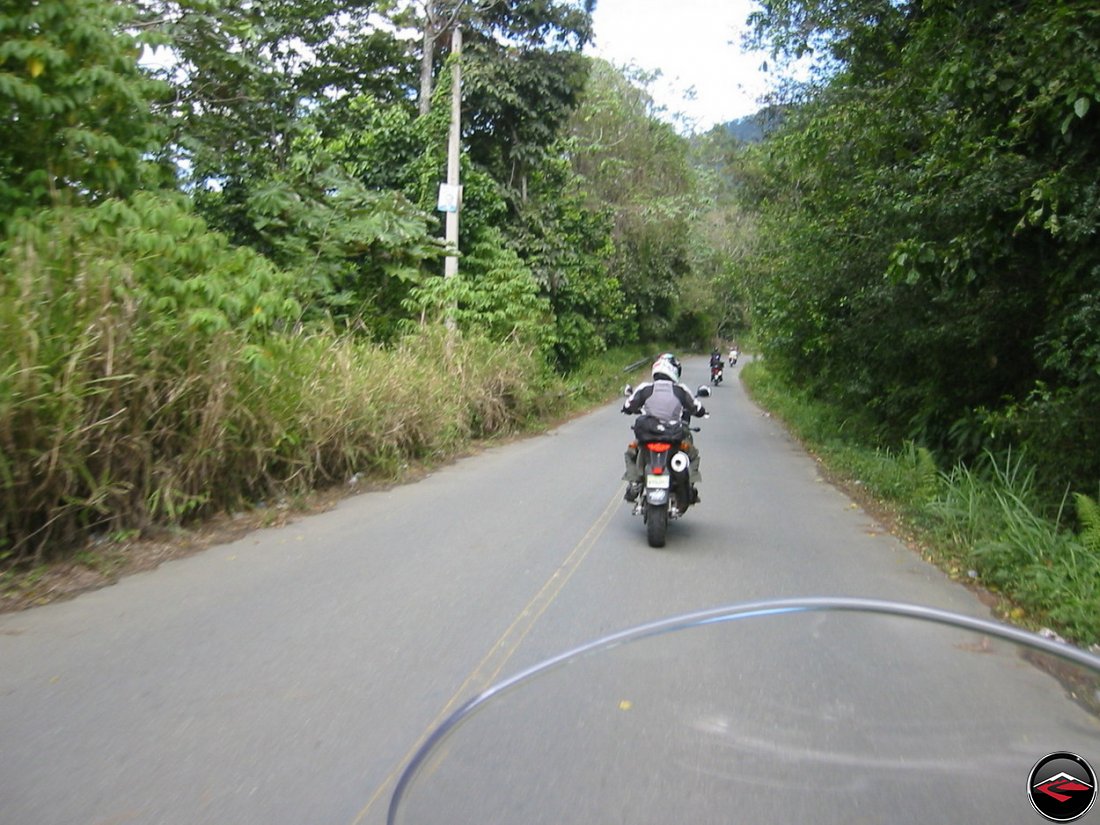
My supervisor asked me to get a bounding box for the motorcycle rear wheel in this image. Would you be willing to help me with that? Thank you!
[646,503,669,548]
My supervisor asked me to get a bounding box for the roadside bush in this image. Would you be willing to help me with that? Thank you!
[931,456,1100,643]
[743,361,1100,645]
[0,196,565,569]
[0,193,300,565]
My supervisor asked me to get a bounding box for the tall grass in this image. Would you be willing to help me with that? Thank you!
[0,313,570,569]
[0,196,583,570]
[932,455,1100,643]
[743,361,1100,645]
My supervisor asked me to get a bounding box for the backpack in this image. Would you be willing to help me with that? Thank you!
[632,414,685,444]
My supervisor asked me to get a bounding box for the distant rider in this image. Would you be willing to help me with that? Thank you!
[621,353,707,503]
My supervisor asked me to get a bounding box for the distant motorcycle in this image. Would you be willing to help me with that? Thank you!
[728,349,739,367]
[710,363,723,385]
[623,385,710,548]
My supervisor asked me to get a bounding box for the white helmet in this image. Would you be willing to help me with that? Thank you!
[651,353,681,382]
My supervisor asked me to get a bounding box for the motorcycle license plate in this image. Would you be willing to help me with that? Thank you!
[647,474,671,490]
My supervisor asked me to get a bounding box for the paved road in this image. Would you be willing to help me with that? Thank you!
[2,358,1097,824]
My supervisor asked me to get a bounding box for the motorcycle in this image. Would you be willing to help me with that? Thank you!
[728,349,739,367]
[623,384,710,548]
[387,598,1100,825]
[710,362,723,385]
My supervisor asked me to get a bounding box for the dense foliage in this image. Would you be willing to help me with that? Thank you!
[1,0,726,565]
[742,0,1100,502]
[0,0,168,213]
[566,61,753,347]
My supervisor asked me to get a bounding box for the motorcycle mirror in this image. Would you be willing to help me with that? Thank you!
[696,386,711,397]
[623,385,633,397]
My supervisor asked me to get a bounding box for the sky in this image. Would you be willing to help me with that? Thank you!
[585,0,772,133]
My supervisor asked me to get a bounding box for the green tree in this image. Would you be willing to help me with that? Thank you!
[413,1,594,201]
[509,150,626,369]
[0,0,167,214]
[136,0,452,333]
[239,136,445,337]
[401,226,554,352]
[742,0,1100,499]
[685,125,757,343]
[137,0,414,193]
[568,60,698,343]
[141,0,606,351]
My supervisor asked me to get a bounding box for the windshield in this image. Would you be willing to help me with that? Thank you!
[389,599,1100,825]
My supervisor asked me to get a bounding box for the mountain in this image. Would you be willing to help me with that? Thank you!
[722,107,785,143]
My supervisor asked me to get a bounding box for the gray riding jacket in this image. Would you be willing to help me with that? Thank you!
[622,379,706,424]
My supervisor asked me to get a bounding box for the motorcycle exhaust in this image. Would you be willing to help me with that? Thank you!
[670,452,689,474]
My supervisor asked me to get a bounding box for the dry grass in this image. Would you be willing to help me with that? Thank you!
[1,294,561,570]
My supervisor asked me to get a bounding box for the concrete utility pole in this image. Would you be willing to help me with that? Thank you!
[442,26,462,331]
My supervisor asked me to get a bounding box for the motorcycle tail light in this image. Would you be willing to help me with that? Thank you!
[652,466,664,474]
[647,443,672,453]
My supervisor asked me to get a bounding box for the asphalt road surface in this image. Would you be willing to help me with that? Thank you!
[2,357,1097,824]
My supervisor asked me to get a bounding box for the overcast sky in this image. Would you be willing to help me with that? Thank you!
[585,0,772,133]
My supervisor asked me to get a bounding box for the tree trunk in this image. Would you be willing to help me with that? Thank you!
[419,1,473,117]
[418,21,436,117]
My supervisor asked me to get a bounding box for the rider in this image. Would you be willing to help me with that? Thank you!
[709,348,723,375]
[621,353,707,503]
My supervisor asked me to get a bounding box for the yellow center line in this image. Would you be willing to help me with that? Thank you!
[350,486,624,825]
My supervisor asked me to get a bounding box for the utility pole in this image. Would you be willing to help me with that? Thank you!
[442,26,462,332]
